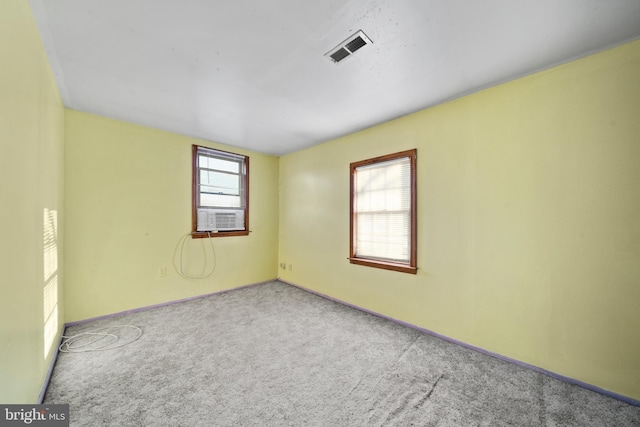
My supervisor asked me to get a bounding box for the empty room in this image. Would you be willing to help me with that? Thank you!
[2,0,640,425]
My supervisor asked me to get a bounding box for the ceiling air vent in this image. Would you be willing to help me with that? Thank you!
[326,30,372,63]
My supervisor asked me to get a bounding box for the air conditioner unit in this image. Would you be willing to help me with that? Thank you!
[197,209,245,232]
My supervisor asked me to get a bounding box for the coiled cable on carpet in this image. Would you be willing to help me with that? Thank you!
[58,325,143,353]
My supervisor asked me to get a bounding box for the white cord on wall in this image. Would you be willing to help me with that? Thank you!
[172,231,217,279]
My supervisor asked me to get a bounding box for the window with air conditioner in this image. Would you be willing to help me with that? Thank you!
[192,145,249,238]
[349,149,417,274]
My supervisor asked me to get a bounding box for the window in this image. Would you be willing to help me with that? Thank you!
[349,149,417,273]
[192,145,249,238]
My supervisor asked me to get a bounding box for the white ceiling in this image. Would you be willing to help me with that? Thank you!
[30,0,640,155]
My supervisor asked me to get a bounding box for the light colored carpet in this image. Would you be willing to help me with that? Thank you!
[44,281,640,426]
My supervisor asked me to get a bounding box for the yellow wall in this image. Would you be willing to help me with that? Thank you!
[278,39,640,400]
[64,111,279,322]
[0,0,65,403]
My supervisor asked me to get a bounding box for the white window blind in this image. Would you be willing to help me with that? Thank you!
[354,156,411,263]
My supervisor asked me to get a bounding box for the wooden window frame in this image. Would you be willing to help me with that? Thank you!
[192,145,249,239]
[349,149,417,274]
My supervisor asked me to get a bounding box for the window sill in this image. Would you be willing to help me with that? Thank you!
[348,257,417,274]
[191,230,249,239]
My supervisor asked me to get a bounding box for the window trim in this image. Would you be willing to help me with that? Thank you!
[349,149,417,274]
[192,145,249,238]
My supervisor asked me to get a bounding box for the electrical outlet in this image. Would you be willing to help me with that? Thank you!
[159,266,167,277]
